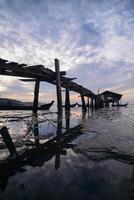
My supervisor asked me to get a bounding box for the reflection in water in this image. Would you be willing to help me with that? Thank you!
[0,112,83,191]
[0,107,134,199]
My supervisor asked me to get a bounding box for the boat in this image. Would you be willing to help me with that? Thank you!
[76,103,89,107]
[0,98,54,110]
[112,103,128,107]
[62,103,77,108]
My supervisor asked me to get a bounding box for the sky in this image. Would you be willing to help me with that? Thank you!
[0,0,134,103]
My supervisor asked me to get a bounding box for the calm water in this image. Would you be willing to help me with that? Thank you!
[0,106,134,200]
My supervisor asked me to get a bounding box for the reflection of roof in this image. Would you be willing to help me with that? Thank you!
[99,91,122,100]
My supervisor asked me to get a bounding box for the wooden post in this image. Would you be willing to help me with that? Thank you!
[87,97,90,109]
[0,126,17,156]
[55,59,62,115]
[65,88,70,111]
[33,80,40,115]
[90,93,94,109]
[80,93,87,111]
[65,111,70,132]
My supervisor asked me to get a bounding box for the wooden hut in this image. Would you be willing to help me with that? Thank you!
[98,91,122,107]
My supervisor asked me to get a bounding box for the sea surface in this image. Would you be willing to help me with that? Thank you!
[0,105,134,200]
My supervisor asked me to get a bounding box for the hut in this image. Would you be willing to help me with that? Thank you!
[98,91,122,107]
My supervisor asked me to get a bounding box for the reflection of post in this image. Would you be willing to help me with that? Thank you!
[55,59,62,115]
[57,114,62,136]
[131,166,134,182]
[55,114,63,169]
[55,152,60,170]
[33,120,40,146]
[80,93,87,112]
[65,88,70,112]
[33,80,40,116]
[82,110,87,120]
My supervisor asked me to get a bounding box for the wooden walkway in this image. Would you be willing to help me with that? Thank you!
[0,58,96,112]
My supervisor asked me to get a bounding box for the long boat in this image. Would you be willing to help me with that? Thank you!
[112,103,128,107]
[76,103,89,107]
[0,100,54,110]
[62,103,77,108]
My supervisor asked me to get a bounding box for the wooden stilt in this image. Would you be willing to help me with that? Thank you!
[0,126,17,156]
[33,80,40,115]
[55,59,62,115]
[87,97,90,109]
[90,94,94,108]
[80,93,87,111]
[65,111,70,132]
[65,88,70,111]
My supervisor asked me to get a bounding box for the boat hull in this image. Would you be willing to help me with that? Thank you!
[0,101,54,110]
[112,103,128,107]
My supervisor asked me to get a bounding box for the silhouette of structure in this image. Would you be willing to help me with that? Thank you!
[0,58,96,113]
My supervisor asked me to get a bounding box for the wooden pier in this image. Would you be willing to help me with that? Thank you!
[0,58,96,113]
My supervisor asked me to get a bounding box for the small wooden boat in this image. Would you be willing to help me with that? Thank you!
[76,103,89,107]
[112,103,128,107]
[62,103,77,108]
[0,100,54,110]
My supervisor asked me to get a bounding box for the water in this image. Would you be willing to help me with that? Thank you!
[0,106,134,200]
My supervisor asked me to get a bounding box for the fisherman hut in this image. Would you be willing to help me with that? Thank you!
[98,91,122,107]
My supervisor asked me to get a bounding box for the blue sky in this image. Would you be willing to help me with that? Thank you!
[0,0,134,103]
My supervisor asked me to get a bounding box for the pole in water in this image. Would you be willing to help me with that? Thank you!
[65,88,70,111]
[33,79,40,116]
[55,59,63,115]
[0,126,17,157]
[80,93,87,112]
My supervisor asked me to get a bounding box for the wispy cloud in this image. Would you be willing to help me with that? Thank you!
[0,0,134,102]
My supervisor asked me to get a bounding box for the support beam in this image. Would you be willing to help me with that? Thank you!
[33,80,40,115]
[80,93,87,111]
[65,88,70,111]
[90,94,94,108]
[0,126,17,157]
[55,59,62,115]
[87,97,90,109]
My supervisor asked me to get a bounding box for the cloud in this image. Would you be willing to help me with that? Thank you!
[0,0,134,102]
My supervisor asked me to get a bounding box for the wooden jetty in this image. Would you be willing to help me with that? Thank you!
[0,58,96,113]
[0,58,126,111]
